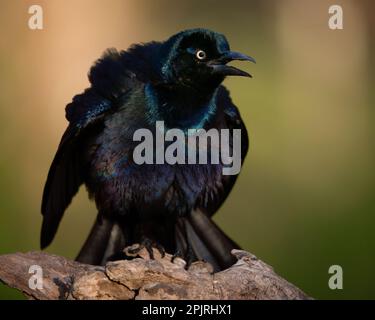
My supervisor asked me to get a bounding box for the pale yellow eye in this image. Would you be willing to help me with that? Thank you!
[195,50,207,60]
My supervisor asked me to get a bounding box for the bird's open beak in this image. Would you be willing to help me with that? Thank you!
[210,51,256,78]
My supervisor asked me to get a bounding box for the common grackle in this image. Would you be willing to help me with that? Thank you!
[41,28,255,271]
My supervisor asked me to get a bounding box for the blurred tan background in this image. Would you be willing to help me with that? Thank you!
[0,0,374,299]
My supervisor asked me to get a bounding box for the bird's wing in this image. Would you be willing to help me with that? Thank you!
[41,49,136,248]
[201,86,249,217]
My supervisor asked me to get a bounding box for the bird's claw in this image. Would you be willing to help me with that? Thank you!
[171,247,195,270]
[171,250,182,263]
[127,239,165,260]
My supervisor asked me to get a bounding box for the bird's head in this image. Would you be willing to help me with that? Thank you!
[158,28,255,91]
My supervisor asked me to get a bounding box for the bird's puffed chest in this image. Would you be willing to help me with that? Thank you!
[85,91,227,217]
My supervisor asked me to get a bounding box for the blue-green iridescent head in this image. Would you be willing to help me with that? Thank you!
[160,28,255,90]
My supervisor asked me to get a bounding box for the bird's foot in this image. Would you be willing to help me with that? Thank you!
[127,239,165,260]
[171,247,195,270]
[171,250,183,263]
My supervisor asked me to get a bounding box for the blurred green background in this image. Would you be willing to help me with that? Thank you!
[0,0,374,299]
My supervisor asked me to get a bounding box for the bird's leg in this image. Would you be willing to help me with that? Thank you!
[171,218,196,269]
[171,242,195,269]
[152,241,166,258]
[184,245,196,269]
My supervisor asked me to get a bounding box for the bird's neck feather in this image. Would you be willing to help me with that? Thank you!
[145,83,218,130]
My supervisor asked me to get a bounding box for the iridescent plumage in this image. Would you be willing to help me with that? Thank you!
[41,29,254,271]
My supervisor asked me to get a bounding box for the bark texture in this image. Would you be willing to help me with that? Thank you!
[0,245,311,300]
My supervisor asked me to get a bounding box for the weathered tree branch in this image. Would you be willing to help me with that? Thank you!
[0,245,311,300]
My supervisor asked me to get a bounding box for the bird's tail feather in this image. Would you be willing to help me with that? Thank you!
[77,210,239,271]
[176,210,240,272]
[76,214,125,265]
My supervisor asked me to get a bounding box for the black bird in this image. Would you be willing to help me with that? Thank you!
[41,28,255,271]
